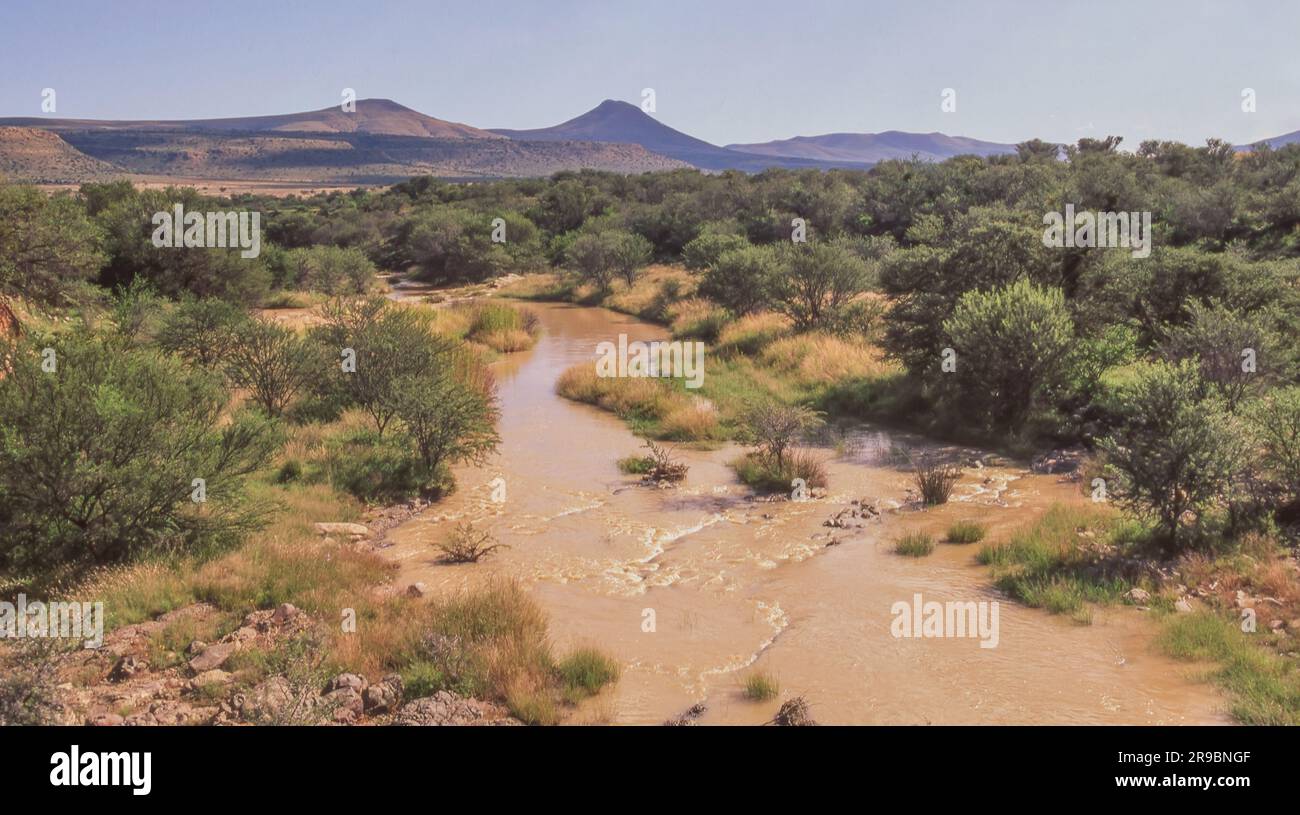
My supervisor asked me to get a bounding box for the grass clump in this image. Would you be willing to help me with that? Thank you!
[462,301,540,353]
[975,504,1129,623]
[557,647,621,704]
[894,532,936,557]
[1157,611,1300,725]
[945,520,987,544]
[733,449,827,494]
[742,670,780,701]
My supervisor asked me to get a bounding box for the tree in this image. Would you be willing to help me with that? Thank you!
[739,402,824,468]
[699,244,778,316]
[0,184,105,305]
[0,332,277,575]
[284,245,376,294]
[771,239,873,331]
[682,232,747,272]
[311,296,454,436]
[1247,386,1300,512]
[942,278,1075,432]
[392,353,500,474]
[566,232,616,291]
[225,319,317,417]
[1162,300,1276,411]
[156,297,251,368]
[1099,360,1249,551]
[610,232,653,287]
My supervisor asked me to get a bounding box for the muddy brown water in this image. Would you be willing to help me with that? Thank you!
[381,300,1229,724]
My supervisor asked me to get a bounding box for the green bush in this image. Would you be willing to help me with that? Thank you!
[0,332,277,580]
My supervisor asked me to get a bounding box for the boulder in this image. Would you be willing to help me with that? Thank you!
[362,673,403,714]
[392,692,516,726]
[1125,587,1151,604]
[188,642,237,673]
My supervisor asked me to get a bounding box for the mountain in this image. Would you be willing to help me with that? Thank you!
[0,100,688,183]
[491,100,871,171]
[726,130,1018,163]
[0,99,501,140]
[0,126,123,182]
[1237,128,1300,151]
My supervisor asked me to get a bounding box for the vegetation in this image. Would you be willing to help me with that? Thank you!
[911,455,963,506]
[742,670,780,701]
[893,532,936,557]
[436,522,508,564]
[945,520,987,544]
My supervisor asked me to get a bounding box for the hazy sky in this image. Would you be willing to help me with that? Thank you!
[3,0,1298,147]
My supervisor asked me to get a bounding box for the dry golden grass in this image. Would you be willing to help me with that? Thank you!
[604,265,696,318]
[659,398,722,441]
[759,333,900,389]
[666,297,728,340]
[715,312,792,356]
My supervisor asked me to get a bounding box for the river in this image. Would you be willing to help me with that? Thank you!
[380,300,1229,724]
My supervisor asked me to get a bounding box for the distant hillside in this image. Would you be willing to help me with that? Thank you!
[492,100,870,171]
[1237,128,1300,151]
[726,130,1018,163]
[0,99,688,183]
[0,99,501,140]
[0,126,123,182]
[48,129,687,182]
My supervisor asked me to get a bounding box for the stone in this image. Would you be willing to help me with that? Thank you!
[392,692,516,726]
[271,602,299,624]
[88,712,124,727]
[322,687,365,722]
[1175,597,1194,613]
[189,670,232,690]
[1125,587,1151,603]
[362,673,403,714]
[188,642,237,673]
[235,676,295,722]
[327,673,368,693]
[109,654,147,682]
[405,583,426,599]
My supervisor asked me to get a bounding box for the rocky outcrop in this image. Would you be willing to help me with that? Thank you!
[391,692,518,726]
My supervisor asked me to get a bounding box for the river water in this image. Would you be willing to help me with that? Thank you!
[381,301,1229,724]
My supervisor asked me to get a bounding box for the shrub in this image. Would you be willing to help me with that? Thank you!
[739,402,824,466]
[941,278,1074,432]
[437,522,508,564]
[226,318,318,417]
[156,297,250,367]
[1099,360,1250,551]
[894,532,935,557]
[742,670,780,701]
[911,455,962,505]
[683,232,748,272]
[0,185,105,305]
[636,440,689,483]
[771,239,873,331]
[946,520,987,544]
[0,332,277,579]
[392,352,501,475]
[668,298,729,341]
[699,244,777,316]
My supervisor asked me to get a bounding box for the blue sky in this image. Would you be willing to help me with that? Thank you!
[2,0,1298,146]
